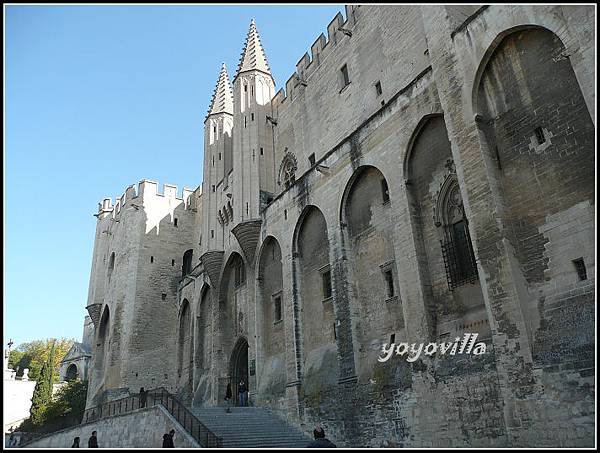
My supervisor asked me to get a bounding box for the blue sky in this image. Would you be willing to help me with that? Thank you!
[5,4,344,348]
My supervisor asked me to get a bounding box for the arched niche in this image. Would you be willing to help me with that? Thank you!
[292,206,338,395]
[340,165,402,381]
[177,300,192,387]
[405,115,489,339]
[256,236,286,407]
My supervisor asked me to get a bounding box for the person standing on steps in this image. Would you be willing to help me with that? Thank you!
[307,425,336,448]
[139,387,147,408]
[71,436,80,448]
[88,431,99,448]
[162,429,175,447]
[238,380,247,407]
[225,381,232,413]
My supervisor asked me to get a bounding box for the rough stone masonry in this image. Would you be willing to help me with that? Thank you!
[83,5,595,447]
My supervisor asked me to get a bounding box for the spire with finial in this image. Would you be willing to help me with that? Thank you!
[206,63,234,118]
[234,19,272,81]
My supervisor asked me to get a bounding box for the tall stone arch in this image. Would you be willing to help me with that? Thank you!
[474,26,595,361]
[405,115,490,339]
[339,165,405,384]
[177,299,193,394]
[292,205,338,397]
[255,236,286,410]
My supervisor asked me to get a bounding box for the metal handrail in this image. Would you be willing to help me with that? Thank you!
[73,387,221,448]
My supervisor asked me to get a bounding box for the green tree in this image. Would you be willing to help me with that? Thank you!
[43,380,89,432]
[28,341,56,426]
[10,338,74,381]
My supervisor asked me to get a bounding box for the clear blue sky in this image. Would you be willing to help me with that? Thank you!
[5,4,344,348]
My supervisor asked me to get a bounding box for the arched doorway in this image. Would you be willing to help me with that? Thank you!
[66,363,78,381]
[229,337,249,406]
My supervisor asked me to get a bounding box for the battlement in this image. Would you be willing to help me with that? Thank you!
[96,180,198,218]
[272,6,358,107]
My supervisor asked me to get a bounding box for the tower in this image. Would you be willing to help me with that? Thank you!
[231,19,276,225]
[203,64,234,252]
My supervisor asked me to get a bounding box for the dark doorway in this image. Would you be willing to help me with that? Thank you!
[66,364,78,381]
[229,337,249,406]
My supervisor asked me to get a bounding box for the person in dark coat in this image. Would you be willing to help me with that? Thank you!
[225,382,233,413]
[88,431,99,448]
[139,387,147,408]
[307,425,336,448]
[71,436,80,448]
[238,380,247,407]
[162,429,175,448]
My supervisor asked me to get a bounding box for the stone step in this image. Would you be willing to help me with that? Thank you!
[189,405,312,448]
[220,436,310,443]
[221,440,310,445]
[223,441,309,449]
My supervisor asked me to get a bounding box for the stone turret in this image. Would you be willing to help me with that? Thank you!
[231,20,276,228]
[203,64,234,252]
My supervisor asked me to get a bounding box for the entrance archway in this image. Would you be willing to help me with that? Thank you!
[229,337,249,406]
[66,363,78,381]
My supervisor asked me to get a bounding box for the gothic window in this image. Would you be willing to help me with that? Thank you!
[436,176,479,290]
[278,151,298,189]
[283,162,295,188]
[233,255,246,287]
[182,249,193,278]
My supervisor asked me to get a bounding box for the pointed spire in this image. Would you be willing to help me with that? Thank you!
[206,63,233,118]
[235,19,272,80]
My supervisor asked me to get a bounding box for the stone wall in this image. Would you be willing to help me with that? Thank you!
[85,4,595,448]
[25,405,198,448]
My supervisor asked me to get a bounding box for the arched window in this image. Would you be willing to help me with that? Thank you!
[182,249,193,277]
[177,300,192,381]
[232,254,246,287]
[436,175,478,290]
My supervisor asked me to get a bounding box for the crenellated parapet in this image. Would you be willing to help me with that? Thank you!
[272,6,359,107]
[94,180,199,221]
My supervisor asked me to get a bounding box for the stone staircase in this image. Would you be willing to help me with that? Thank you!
[190,406,312,448]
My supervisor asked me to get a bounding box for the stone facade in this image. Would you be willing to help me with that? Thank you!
[84,5,595,447]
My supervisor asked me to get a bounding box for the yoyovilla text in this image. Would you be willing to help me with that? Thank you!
[378,333,487,362]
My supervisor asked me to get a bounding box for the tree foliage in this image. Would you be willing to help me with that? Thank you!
[21,380,89,434]
[9,338,74,382]
[43,380,89,431]
[28,341,56,426]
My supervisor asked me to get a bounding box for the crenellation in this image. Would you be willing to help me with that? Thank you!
[137,179,158,197]
[310,33,326,67]
[285,73,298,102]
[125,184,137,200]
[295,52,311,76]
[326,11,345,47]
[163,183,178,199]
